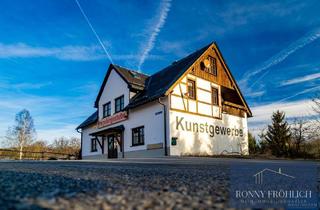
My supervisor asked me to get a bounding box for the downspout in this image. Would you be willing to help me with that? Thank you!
[76,128,83,160]
[158,97,168,156]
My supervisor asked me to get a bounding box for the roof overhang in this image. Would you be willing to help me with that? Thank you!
[89,125,125,137]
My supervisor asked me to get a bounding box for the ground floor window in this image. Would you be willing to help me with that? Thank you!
[91,138,97,152]
[132,126,144,146]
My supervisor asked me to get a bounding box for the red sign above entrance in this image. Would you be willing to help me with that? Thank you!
[98,111,128,128]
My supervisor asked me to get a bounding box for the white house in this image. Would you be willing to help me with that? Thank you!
[76,42,252,159]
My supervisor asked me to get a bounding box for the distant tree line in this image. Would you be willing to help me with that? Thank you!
[248,95,320,159]
[0,109,80,160]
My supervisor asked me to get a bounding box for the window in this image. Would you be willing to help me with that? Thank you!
[201,56,217,76]
[115,95,124,113]
[91,138,97,152]
[212,87,219,106]
[103,102,111,118]
[132,126,144,146]
[187,79,196,100]
[208,56,217,76]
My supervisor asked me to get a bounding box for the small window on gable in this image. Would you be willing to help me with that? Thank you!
[201,56,217,76]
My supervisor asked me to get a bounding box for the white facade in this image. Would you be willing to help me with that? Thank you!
[169,111,248,156]
[167,73,248,156]
[81,68,170,159]
[98,70,130,121]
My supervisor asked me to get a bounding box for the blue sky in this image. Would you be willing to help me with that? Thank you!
[0,0,319,142]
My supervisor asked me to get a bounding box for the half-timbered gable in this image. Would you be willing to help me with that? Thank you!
[167,43,251,119]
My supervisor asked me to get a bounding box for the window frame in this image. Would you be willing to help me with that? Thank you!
[91,138,97,152]
[132,126,145,146]
[103,101,111,118]
[114,95,124,113]
[201,56,217,76]
[212,87,219,106]
[187,79,196,100]
[208,56,217,76]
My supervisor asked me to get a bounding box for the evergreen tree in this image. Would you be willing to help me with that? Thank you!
[265,110,291,157]
[248,132,258,154]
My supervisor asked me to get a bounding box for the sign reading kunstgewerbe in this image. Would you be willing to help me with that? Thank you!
[175,116,244,137]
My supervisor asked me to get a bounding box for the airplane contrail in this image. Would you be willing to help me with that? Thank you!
[138,0,171,70]
[74,0,113,64]
[241,27,320,89]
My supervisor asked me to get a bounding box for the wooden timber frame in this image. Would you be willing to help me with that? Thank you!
[165,42,252,118]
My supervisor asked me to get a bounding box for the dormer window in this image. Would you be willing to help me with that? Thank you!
[129,71,140,79]
[201,56,217,76]
[115,95,124,113]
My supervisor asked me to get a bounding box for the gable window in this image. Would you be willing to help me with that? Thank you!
[201,56,217,76]
[103,102,111,118]
[208,56,217,76]
[132,126,144,146]
[115,95,124,113]
[212,87,219,106]
[187,79,196,100]
[91,138,97,152]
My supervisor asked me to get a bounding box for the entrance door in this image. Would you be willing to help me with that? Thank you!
[107,135,118,158]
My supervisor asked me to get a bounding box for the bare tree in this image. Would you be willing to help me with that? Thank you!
[312,94,320,126]
[5,109,36,159]
[290,119,310,154]
[312,94,320,114]
[50,137,80,157]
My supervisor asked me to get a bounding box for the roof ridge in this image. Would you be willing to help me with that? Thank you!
[113,64,150,77]
[150,42,213,77]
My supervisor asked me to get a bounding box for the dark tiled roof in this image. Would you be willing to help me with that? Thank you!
[94,65,149,108]
[76,111,97,130]
[127,42,212,108]
[113,65,149,90]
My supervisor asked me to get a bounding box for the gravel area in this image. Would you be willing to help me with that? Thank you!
[0,158,318,210]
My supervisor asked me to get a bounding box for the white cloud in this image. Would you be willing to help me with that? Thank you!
[246,90,266,98]
[249,99,317,124]
[280,72,320,86]
[36,124,80,143]
[278,86,320,102]
[138,0,171,70]
[0,91,93,145]
[218,1,307,27]
[0,43,158,62]
[248,99,319,138]
[0,43,105,61]
[0,81,52,90]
